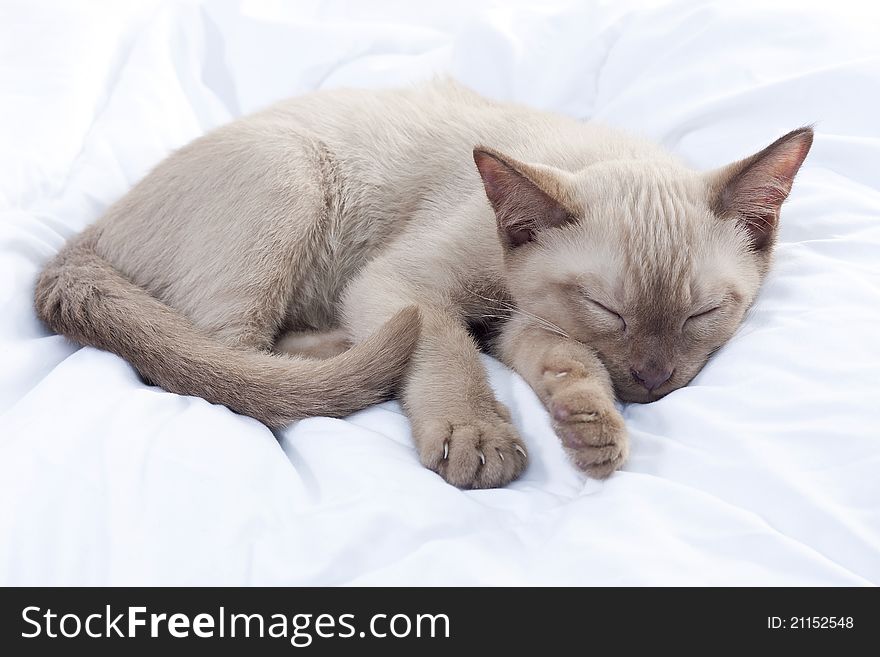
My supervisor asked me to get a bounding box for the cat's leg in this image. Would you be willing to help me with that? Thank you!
[401,307,527,488]
[273,329,351,359]
[342,280,527,488]
[497,315,628,478]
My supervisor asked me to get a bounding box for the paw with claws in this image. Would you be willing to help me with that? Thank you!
[543,368,629,478]
[413,403,528,489]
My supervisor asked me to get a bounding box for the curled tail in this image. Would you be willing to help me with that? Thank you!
[34,231,420,427]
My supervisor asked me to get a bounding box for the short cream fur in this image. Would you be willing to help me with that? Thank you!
[35,79,812,488]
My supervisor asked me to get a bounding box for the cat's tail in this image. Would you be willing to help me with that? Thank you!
[34,230,420,427]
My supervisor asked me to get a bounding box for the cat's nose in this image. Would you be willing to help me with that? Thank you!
[630,365,673,392]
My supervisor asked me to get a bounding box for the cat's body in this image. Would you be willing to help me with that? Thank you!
[35,79,812,488]
[95,80,662,339]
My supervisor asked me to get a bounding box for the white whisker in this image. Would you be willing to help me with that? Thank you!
[465,284,571,340]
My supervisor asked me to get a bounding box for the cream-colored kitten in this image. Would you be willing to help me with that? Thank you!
[35,79,812,488]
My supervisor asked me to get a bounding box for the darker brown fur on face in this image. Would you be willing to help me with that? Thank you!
[490,128,813,404]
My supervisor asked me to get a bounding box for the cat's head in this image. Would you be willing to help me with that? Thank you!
[474,127,812,403]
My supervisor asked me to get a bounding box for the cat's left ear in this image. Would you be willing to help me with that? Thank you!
[708,126,813,251]
[473,147,577,249]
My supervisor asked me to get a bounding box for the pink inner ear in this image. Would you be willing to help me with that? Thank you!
[474,152,516,210]
[473,148,574,249]
[716,127,813,251]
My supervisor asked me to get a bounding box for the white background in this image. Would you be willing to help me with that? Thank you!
[1,0,878,585]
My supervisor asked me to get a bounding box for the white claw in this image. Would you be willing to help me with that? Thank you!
[514,445,527,459]
[498,450,505,462]
[443,442,449,460]
[555,371,569,378]
[478,450,486,465]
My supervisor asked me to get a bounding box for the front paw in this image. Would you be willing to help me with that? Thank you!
[547,377,628,479]
[413,403,527,489]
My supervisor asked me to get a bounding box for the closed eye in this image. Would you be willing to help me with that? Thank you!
[687,306,721,321]
[585,297,627,330]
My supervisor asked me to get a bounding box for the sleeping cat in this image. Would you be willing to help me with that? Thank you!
[34,79,812,488]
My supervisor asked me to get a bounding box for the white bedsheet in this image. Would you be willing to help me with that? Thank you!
[1,0,878,586]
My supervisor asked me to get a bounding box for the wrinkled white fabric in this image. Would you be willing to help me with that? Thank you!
[1,0,878,585]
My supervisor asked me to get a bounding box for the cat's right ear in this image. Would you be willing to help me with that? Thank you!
[473,147,576,249]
